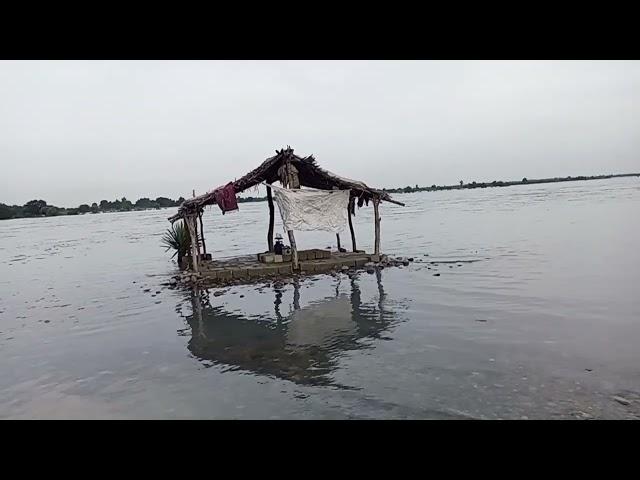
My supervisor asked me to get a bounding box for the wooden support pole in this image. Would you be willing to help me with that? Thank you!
[267,183,275,252]
[373,197,381,256]
[288,230,298,270]
[333,186,342,252]
[348,197,357,252]
[185,215,199,273]
[383,198,405,207]
[193,211,200,255]
[285,156,300,270]
[198,211,207,256]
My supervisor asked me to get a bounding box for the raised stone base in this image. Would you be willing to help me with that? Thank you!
[196,251,377,282]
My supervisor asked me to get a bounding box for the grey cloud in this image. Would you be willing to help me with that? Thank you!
[1,60,638,205]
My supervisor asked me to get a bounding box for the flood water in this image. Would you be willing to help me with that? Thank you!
[1,177,639,419]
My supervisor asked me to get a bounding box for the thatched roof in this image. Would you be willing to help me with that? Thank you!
[169,147,403,222]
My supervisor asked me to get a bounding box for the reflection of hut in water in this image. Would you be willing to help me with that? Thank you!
[182,271,402,387]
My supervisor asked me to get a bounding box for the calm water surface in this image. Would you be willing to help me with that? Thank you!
[1,178,639,419]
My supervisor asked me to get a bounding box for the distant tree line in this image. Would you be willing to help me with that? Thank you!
[384,174,639,194]
[0,194,274,221]
[237,196,266,203]
[0,196,187,220]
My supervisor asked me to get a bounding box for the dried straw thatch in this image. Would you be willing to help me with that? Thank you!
[169,147,403,222]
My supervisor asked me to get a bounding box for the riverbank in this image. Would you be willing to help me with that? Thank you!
[386,173,640,194]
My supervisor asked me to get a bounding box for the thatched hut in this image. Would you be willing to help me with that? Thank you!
[169,147,404,273]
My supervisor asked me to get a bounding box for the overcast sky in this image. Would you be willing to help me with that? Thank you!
[1,60,639,206]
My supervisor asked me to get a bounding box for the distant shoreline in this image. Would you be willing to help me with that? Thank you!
[2,173,638,221]
[385,173,640,194]
[0,194,267,221]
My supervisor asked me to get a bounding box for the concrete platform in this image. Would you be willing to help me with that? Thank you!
[197,250,377,280]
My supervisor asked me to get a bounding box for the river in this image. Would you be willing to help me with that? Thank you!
[1,177,639,419]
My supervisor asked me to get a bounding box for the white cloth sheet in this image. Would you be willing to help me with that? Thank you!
[268,184,350,233]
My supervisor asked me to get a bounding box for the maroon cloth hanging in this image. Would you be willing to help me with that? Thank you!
[213,182,238,214]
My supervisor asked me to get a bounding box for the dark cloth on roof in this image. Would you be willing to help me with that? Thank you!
[213,182,238,215]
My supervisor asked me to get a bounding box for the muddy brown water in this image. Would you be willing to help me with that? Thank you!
[1,177,639,419]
